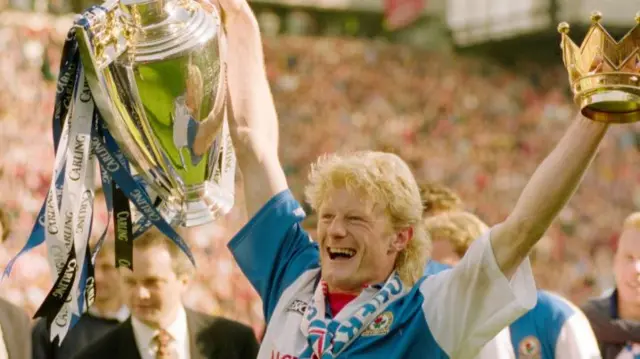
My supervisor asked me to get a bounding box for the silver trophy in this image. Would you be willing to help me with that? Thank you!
[75,0,235,226]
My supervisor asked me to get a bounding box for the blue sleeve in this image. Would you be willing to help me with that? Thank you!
[228,190,320,323]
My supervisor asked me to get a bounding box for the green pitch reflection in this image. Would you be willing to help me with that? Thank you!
[133,56,214,187]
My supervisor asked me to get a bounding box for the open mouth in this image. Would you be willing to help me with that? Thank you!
[327,247,356,260]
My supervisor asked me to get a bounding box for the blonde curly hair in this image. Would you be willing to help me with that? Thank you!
[419,182,463,217]
[304,151,429,287]
[624,212,640,231]
[423,211,488,258]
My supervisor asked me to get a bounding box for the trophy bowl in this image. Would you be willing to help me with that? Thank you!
[74,0,235,226]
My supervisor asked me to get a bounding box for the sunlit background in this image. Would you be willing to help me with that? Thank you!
[0,0,639,336]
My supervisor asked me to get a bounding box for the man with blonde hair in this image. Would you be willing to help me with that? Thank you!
[216,0,614,357]
[582,212,640,359]
[423,211,505,359]
[419,181,463,217]
[426,211,601,358]
[425,210,485,267]
[419,182,463,275]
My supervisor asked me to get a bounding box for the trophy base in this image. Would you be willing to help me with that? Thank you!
[161,181,234,227]
[579,91,640,123]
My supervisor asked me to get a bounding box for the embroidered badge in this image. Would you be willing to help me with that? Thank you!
[362,311,394,336]
[286,299,309,315]
[518,336,541,358]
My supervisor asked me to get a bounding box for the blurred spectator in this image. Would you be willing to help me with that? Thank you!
[0,297,31,359]
[425,211,601,359]
[0,208,9,243]
[0,203,31,359]
[2,11,640,338]
[582,213,640,359]
[419,181,464,217]
[424,210,486,267]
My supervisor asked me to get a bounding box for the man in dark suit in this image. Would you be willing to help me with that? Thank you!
[72,227,259,359]
[0,297,32,359]
[32,239,129,359]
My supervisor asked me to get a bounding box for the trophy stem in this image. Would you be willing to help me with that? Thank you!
[161,181,234,226]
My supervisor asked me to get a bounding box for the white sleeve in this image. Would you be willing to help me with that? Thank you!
[421,229,537,359]
[475,328,515,359]
[555,311,602,359]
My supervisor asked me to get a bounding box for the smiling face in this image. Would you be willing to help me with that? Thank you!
[317,187,409,293]
[615,228,640,304]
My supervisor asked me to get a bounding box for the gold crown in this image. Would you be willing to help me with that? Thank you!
[559,11,640,123]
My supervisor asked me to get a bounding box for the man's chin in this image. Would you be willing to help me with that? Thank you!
[135,313,161,327]
[323,274,362,293]
[134,308,159,319]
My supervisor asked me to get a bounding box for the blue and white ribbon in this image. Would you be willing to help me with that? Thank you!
[299,272,405,358]
[3,14,196,344]
[48,69,95,341]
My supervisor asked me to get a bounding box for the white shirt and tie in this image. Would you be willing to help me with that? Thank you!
[131,306,190,359]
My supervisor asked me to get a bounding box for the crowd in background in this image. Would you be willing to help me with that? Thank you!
[1,11,640,334]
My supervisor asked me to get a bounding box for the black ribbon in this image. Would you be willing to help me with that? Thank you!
[34,241,78,329]
[112,182,133,270]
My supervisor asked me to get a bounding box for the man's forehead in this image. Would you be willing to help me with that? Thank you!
[119,267,167,279]
[322,187,377,207]
[618,229,640,252]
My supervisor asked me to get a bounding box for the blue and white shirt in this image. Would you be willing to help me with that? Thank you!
[422,260,523,359]
[488,291,601,358]
[229,190,537,359]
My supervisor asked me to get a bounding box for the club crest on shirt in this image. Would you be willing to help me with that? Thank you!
[362,311,393,336]
[286,299,309,315]
[518,336,541,358]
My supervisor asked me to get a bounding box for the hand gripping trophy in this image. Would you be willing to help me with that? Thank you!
[4,0,233,342]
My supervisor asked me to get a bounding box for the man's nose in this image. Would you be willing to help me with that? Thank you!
[135,285,151,300]
[327,217,347,238]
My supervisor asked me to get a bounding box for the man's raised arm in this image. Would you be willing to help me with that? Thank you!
[218,0,288,217]
[491,114,609,278]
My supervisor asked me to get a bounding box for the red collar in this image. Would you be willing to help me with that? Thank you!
[327,292,358,317]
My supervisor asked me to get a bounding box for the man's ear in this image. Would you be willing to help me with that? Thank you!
[178,272,192,291]
[389,227,413,253]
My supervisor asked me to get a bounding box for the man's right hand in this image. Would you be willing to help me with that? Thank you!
[210,0,288,218]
